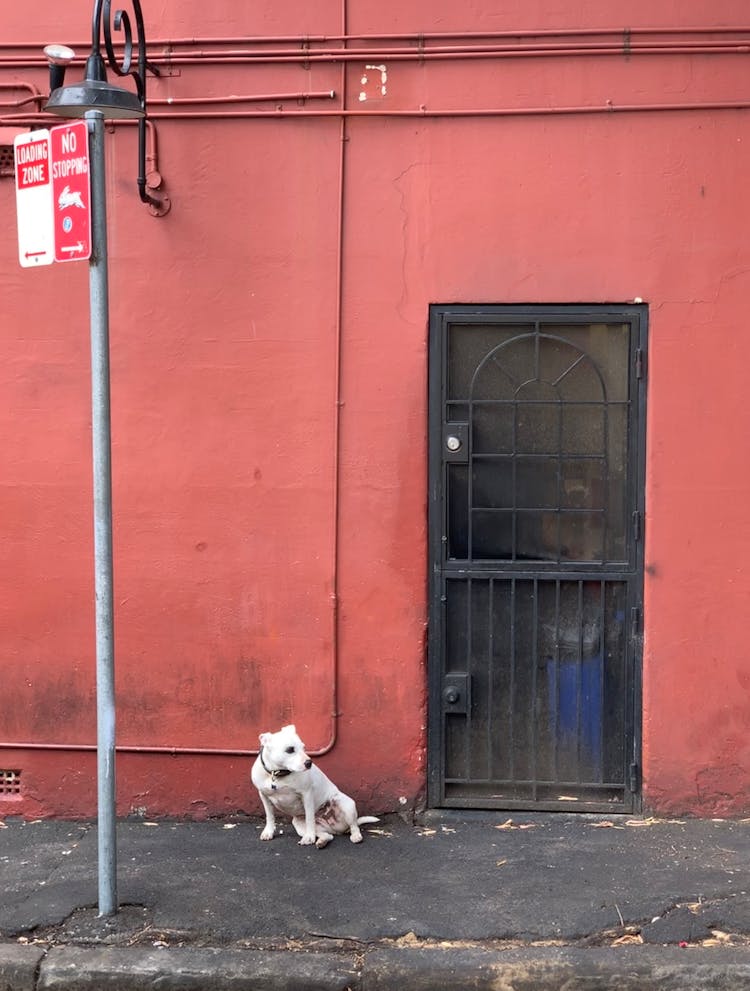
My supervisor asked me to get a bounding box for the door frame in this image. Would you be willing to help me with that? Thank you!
[426,303,647,811]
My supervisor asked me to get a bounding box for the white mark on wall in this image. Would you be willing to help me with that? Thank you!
[359,63,388,102]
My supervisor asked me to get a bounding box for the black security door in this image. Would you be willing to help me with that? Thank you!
[428,305,646,812]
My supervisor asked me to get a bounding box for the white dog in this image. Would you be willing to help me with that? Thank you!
[251,724,379,848]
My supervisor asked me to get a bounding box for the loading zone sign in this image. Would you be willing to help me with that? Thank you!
[14,129,54,267]
[13,121,91,268]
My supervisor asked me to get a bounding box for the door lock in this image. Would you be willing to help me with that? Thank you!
[442,673,469,714]
[443,422,468,463]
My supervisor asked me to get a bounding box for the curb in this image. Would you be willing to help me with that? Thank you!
[36,946,358,991]
[0,945,45,991]
[4,944,750,991]
[363,946,750,990]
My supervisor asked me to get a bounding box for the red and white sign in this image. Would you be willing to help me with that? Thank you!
[14,129,54,267]
[50,121,91,263]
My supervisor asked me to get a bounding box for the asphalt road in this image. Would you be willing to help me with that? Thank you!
[2,810,749,948]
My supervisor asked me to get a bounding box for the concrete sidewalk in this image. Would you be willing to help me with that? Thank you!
[2,810,750,988]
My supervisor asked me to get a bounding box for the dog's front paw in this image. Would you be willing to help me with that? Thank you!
[260,826,276,841]
[298,833,316,845]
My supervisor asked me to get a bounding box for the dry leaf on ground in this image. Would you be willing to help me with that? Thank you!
[625,817,685,827]
[612,933,643,946]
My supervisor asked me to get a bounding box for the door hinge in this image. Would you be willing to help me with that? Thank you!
[635,348,644,379]
[629,762,640,793]
[630,606,640,638]
[632,510,641,542]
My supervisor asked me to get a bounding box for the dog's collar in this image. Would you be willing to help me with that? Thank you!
[260,747,292,789]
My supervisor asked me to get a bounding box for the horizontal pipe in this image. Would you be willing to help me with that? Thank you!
[0,736,336,757]
[3,39,750,72]
[152,90,336,106]
[0,740,259,757]
[122,39,750,57]
[161,39,750,56]
[0,94,42,110]
[3,99,750,131]
[0,81,43,110]
[3,26,750,49]
[0,80,42,95]
[149,100,750,119]
[144,43,750,65]
[101,42,750,65]
[148,25,750,43]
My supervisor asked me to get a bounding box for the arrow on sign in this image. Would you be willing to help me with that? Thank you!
[59,242,85,254]
[24,249,50,259]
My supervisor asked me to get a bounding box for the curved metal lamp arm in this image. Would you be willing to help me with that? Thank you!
[92,0,166,210]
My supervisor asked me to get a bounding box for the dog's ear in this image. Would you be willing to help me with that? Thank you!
[259,732,271,746]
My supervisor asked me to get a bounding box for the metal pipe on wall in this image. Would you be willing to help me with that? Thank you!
[5,97,750,132]
[150,91,336,105]
[0,81,44,111]
[113,99,750,119]
[3,24,750,48]
[146,39,750,57]
[321,0,349,758]
[3,35,750,71]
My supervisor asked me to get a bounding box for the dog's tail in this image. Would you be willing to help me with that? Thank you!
[357,816,380,825]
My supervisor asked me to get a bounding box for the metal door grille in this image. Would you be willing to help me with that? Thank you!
[443,575,631,807]
[429,305,646,812]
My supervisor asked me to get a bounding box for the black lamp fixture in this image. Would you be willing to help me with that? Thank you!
[45,0,163,208]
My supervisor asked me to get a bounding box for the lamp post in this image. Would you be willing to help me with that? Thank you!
[44,0,158,918]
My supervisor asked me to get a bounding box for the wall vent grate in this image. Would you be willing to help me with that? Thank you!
[0,146,15,178]
[0,770,22,795]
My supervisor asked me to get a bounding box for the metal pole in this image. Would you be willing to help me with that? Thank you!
[86,108,117,917]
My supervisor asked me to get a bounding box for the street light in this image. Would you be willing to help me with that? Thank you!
[45,0,166,208]
[44,0,158,918]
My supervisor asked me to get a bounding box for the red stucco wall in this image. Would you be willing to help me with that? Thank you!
[2,0,750,817]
